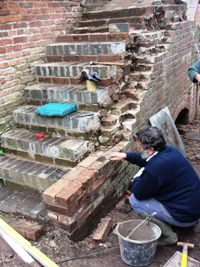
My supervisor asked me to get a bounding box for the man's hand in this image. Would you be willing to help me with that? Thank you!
[110,152,126,161]
[195,73,200,83]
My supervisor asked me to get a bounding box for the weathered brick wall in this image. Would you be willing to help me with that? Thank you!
[134,21,196,125]
[0,0,81,134]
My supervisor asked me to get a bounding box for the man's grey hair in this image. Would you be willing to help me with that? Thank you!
[135,126,167,151]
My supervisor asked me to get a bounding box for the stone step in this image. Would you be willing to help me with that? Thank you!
[78,16,145,29]
[36,62,118,85]
[0,186,47,220]
[81,5,186,28]
[0,154,67,192]
[24,84,112,107]
[46,42,126,57]
[1,129,93,167]
[13,105,100,136]
[82,6,153,20]
[56,32,129,43]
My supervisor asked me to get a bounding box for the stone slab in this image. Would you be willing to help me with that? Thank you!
[149,106,186,156]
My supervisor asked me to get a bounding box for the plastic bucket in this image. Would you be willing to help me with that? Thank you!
[115,219,161,266]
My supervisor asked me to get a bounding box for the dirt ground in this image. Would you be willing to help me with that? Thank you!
[1,116,200,267]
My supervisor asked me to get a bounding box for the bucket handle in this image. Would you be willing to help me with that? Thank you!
[126,212,157,239]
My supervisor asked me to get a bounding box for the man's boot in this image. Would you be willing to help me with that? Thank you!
[140,212,178,246]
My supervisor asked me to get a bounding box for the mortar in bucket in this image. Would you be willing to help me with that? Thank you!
[115,219,161,266]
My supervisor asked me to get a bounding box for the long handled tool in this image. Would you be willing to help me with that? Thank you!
[177,242,194,267]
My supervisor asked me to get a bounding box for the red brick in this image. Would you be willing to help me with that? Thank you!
[89,34,107,42]
[0,39,12,46]
[46,55,63,62]
[78,55,98,62]
[0,47,6,54]
[62,55,79,62]
[52,77,69,84]
[55,181,84,207]
[13,220,45,241]
[56,36,73,42]
[43,179,70,205]
[13,36,28,44]
[46,202,79,217]
[38,77,52,83]
[72,35,90,42]
[6,45,22,52]
[92,217,113,241]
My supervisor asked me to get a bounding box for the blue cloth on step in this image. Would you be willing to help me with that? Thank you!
[35,103,77,117]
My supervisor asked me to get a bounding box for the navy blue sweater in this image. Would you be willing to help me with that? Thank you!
[126,145,200,223]
[188,59,200,83]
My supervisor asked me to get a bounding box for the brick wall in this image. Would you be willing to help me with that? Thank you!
[134,21,196,125]
[0,0,81,134]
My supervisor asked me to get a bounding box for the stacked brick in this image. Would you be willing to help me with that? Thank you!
[0,0,81,134]
[44,141,137,237]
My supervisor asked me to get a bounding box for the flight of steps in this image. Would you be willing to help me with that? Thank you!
[0,0,188,237]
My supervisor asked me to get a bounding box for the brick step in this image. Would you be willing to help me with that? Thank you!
[1,129,93,167]
[82,6,153,20]
[0,186,47,221]
[0,154,68,192]
[78,16,145,29]
[56,33,129,43]
[36,62,118,85]
[24,84,112,107]
[82,5,186,24]
[13,105,100,136]
[46,41,126,57]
